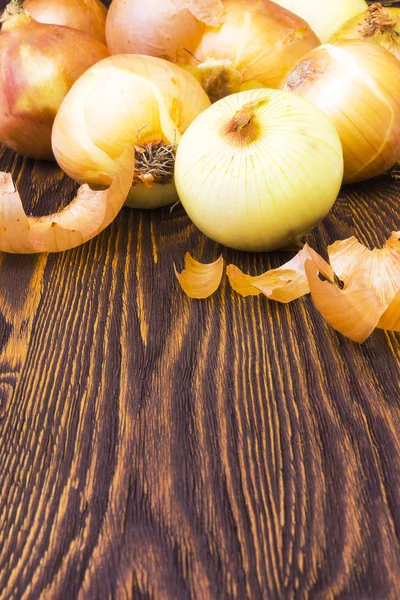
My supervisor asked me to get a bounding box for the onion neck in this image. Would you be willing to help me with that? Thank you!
[193,58,243,103]
[222,100,267,147]
[1,0,32,30]
[359,3,397,37]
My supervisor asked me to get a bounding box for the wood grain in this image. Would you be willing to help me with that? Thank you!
[1,1,400,599]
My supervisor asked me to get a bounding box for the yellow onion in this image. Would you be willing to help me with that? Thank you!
[0,1,109,160]
[106,0,224,60]
[52,54,211,209]
[330,3,400,61]
[273,0,368,42]
[106,0,320,102]
[22,0,107,43]
[283,40,400,184]
[174,89,343,252]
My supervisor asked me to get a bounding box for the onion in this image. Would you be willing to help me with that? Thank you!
[174,89,343,252]
[106,0,320,102]
[283,40,400,184]
[52,54,211,209]
[106,0,225,61]
[0,1,109,160]
[330,3,400,61]
[273,0,368,42]
[22,0,107,43]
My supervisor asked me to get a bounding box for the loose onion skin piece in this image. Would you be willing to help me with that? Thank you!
[52,54,211,209]
[330,3,400,61]
[273,0,367,42]
[22,0,107,43]
[174,88,343,252]
[174,253,224,299]
[0,4,109,160]
[0,147,134,254]
[283,40,400,184]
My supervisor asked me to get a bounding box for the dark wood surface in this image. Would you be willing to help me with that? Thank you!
[1,2,400,599]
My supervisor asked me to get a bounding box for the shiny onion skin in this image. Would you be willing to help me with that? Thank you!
[273,0,368,43]
[0,6,109,160]
[52,54,211,209]
[330,3,400,61]
[174,89,344,252]
[283,40,400,184]
[183,0,320,101]
[23,0,107,43]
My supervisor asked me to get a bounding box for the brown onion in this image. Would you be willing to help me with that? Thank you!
[330,3,400,61]
[0,1,109,160]
[22,0,107,43]
[283,40,400,184]
[106,0,320,102]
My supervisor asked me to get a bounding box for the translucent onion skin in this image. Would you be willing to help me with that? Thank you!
[0,9,109,160]
[52,54,211,209]
[184,0,320,101]
[283,40,400,184]
[330,3,400,61]
[174,89,344,252]
[273,0,368,42]
[23,0,107,43]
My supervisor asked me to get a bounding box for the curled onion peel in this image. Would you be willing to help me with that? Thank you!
[22,0,107,43]
[174,253,224,299]
[273,0,368,42]
[52,54,211,209]
[330,3,400,61]
[106,0,225,60]
[0,1,109,160]
[174,88,343,252]
[181,0,320,102]
[283,40,400,184]
[0,147,134,254]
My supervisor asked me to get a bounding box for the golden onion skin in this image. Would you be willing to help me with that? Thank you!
[174,89,343,252]
[330,4,400,61]
[283,40,400,184]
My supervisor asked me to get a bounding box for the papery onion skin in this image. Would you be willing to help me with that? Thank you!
[106,0,206,61]
[183,0,320,101]
[283,40,400,184]
[174,89,343,252]
[330,3,400,61]
[22,0,107,43]
[52,54,211,209]
[273,0,367,42]
[0,7,109,160]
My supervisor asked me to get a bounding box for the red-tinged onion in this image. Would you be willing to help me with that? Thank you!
[22,0,107,43]
[283,40,400,184]
[0,0,109,160]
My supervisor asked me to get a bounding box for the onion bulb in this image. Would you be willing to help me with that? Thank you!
[0,1,109,160]
[283,40,400,184]
[52,54,211,209]
[174,89,343,252]
[330,3,400,61]
[22,0,107,43]
[106,0,225,61]
[106,0,320,102]
[273,0,368,42]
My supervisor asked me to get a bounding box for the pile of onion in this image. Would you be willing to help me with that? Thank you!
[22,0,107,43]
[0,0,109,160]
[273,0,368,42]
[52,54,211,209]
[330,2,400,61]
[283,40,400,184]
[106,0,320,102]
[174,88,343,252]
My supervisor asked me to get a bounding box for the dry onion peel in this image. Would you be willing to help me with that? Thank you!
[176,0,224,27]
[0,147,134,254]
[174,253,224,299]
[379,291,400,332]
[227,245,334,302]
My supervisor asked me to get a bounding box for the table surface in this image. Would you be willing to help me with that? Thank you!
[1,2,400,599]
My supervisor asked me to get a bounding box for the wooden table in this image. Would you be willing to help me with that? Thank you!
[1,4,400,600]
